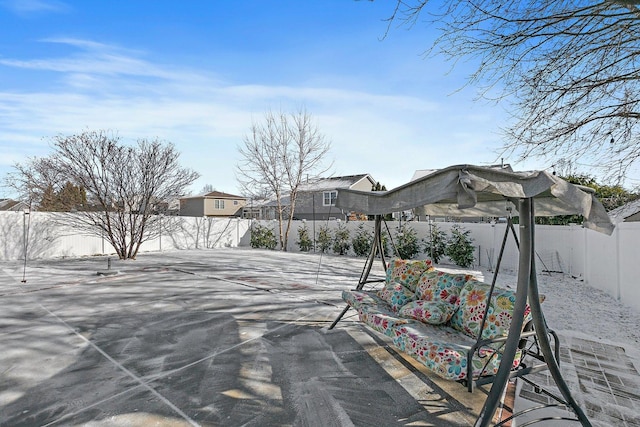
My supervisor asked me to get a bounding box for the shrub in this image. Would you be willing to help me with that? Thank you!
[316,224,332,253]
[424,223,448,263]
[445,224,475,267]
[352,223,372,257]
[394,224,421,259]
[296,224,313,252]
[250,223,277,250]
[332,223,351,255]
[380,229,390,257]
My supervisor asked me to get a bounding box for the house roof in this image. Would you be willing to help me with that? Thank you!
[251,195,291,208]
[410,169,439,182]
[181,191,245,200]
[608,198,640,223]
[0,199,29,211]
[298,174,375,192]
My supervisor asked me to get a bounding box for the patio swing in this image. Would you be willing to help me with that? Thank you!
[327,164,614,427]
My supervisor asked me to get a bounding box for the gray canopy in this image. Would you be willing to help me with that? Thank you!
[336,164,614,235]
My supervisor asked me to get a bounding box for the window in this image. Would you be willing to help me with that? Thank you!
[214,199,225,209]
[323,190,337,206]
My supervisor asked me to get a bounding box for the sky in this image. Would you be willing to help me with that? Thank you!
[0,0,557,199]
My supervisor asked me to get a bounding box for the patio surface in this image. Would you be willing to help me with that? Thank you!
[0,248,638,426]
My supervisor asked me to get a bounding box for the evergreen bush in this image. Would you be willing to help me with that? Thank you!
[316,224,332,253]
[394,224,421,259]
[250,223,277,250]
[445,224,475,267]
[296,224,314,252]
[424,223,448,263]
[381,229,390,257]
[332,223,351,255]
[352,223,372,257]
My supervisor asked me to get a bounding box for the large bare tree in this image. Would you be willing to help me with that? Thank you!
[388,0,640,182]
[8,130,199,259]
[237,109,332,251]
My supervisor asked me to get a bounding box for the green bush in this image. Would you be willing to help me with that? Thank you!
[296,224,313,252]
[352,223,372,257]
[445,224,475,267]
[316,224,332,253]
[250,223,277,250]
[332,223,351,255]
[380,229,390,257]
[394,224,421,259]
[424,223,448,263]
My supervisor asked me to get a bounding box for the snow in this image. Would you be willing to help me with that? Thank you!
[449,263,640,373]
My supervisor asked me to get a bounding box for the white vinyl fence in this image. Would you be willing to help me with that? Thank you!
[258,219,640,311]
[0,211,250,260]
[1,211,637,311]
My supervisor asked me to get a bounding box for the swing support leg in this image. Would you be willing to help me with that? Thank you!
[475,198,591,427]
[328,215,386,330]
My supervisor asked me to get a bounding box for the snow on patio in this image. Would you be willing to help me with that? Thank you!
[0,247,638,426]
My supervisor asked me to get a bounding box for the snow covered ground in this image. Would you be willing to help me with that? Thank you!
[470,265,640,371]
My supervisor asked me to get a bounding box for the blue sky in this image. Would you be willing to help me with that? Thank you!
[0,0,530,198]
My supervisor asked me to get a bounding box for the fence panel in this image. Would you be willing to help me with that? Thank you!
[266,219,638,311]
[0,211,249,260]
[2,212,638,311]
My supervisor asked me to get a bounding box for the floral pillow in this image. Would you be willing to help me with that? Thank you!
[414,270,469,306]
[385,258,434,292]
[377,281,416,312]
[450,280,530,340]
[398,300,456,325]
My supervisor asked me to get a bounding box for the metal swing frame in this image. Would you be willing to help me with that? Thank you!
[329,199,592,426]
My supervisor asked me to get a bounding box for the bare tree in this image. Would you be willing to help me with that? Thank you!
[388,0,640,182]
[7,130,199,259]
[237,109,332,251]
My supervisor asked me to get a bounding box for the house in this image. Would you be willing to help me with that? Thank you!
[243,195,291,221]
[0,199,29,211]
[179,191,247,217]
[240,174,377,221]
[293,174,377,221]
[608,199,640,223]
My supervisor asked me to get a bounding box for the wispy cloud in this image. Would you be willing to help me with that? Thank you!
[0,37,508,194]
[0,38,201,82]
[1,0,70,16]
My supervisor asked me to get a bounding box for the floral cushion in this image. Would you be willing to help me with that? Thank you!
[385,258,434,292]
[377,281,416,312]
[397,300,456,325]
[341,289,385,310]
[414,270,469,306]
[343,275,529,383]
[450,280,531,340]
[390,321,523,381]
[357,304,412,337]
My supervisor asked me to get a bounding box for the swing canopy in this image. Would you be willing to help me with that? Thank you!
[333,164,613,426]
[335,164,614,235]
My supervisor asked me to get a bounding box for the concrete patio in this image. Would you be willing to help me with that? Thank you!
[1,248,638,426]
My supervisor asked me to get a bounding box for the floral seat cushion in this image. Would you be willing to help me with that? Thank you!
[357,304,413,337]
[341,269,530,384]
[341,289,385,310]
[389,321,523,381]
